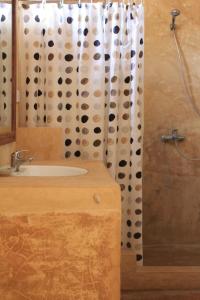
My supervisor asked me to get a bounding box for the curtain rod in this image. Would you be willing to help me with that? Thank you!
[18,0,143,4]
[0,0,144,4]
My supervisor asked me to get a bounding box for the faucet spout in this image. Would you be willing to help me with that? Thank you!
[11,150,33,172]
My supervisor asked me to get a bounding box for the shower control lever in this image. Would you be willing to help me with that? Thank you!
[161,129,185,143]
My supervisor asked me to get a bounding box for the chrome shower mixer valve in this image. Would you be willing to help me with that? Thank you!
[161,129,185,143]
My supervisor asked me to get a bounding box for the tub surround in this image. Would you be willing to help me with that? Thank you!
[0,160,121,299]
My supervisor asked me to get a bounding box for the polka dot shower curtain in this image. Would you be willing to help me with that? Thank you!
[0,3,12,128]
[19,2,144,264]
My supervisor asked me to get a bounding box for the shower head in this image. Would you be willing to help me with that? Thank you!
[170,9,181,31]
[171,9,181,17]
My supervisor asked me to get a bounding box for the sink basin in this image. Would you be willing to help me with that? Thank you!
[0,165,88,177]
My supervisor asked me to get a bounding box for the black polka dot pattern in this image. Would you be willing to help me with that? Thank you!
[19,2,144,265]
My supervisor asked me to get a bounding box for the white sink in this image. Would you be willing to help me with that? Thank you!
[0,165,88,177]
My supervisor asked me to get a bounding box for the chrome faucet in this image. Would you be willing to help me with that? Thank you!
[161,129,185,143]
[11,150,33,172]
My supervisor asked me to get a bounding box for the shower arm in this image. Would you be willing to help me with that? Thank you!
[170,16,176,30]
[170,9,181,31]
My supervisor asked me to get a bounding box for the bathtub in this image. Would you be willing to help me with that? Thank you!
[0,160,121,300]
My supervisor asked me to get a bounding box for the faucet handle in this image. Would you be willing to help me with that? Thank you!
[15,149,29,159]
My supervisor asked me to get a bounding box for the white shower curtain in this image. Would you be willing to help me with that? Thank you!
[19,2,144,264]
[0,3,12,128]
